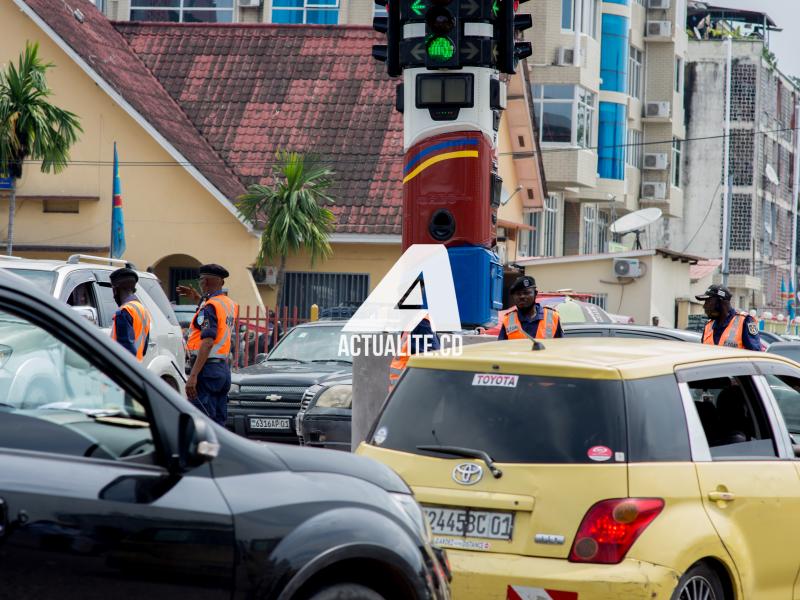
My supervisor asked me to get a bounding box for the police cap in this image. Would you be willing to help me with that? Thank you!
[199,264,229,279]
[509,275,536,294]
[109,267,138,286]
[695,284,732,302]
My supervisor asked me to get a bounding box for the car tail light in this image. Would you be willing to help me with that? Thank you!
[568,498,664,564]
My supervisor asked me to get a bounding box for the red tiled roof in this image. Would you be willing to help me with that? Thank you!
[116,23,403,235]
[20,0,246,204]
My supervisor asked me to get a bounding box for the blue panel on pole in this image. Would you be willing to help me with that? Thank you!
[0,177,13,190]
[448,245,503,327]
[603,0,629,5]
[598,101,626,180]
[600,14,629,92]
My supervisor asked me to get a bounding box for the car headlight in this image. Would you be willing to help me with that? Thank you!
[228,383,240,395]
[390,492,430,542]
[315,384,352,409]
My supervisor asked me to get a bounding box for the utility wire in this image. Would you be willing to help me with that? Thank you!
[6,126,798,169]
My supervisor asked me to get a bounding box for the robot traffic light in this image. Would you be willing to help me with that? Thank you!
[495,0,532,74]
[373,0,402,77]
[424,0,460,69]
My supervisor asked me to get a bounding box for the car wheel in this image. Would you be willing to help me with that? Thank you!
[21,380,57,409]
[672,564,726,600]
[307,583,386,600]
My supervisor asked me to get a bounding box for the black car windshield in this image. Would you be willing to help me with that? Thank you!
[3,269,57,295]
[268,324,352,363]
[372,369,626,463]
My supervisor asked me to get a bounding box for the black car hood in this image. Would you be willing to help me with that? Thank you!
[232,361,350,385]
[267,441,410,494]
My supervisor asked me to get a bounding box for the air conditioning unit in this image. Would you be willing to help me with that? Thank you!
[239,0,262,7]
[646,21,672,37]
[614,258,644,278]
[642,181,667,199]
[648,0,670,9]
[643,153,669,170]
[555,47,575,66]
[645,101,671,118]
[251,266,277,285]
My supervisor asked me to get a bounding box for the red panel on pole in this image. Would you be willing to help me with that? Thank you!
[402,131,497,250]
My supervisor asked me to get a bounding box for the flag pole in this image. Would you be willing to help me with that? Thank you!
[110,142,115,262]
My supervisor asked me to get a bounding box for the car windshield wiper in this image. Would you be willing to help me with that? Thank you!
[310,359,352,365]
[265,358,308,364]
[416,444,503,478]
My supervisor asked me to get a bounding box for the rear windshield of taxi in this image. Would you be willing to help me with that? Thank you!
[371,369,627,464]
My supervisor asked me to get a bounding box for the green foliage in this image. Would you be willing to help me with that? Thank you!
[0,41,83,179]
[237,151,336,268]
[762,46,777,70]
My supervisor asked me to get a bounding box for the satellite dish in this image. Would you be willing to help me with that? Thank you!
[609,208,662,250]
[765,164,779,185]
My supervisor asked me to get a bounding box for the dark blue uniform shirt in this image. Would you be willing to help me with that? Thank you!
[710,308,762,351]
[113,294,150,357]
[498,304,564,340]
[408,318,440,354]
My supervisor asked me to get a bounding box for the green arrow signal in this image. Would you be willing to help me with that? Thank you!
[491,0,499,17]
[411,0,425,16]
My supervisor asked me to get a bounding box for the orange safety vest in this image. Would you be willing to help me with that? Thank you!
[187,294,240,358]
[702,313,747,349]
[388,333,411,393]
[501,306,560,340]
[111,299,152,362]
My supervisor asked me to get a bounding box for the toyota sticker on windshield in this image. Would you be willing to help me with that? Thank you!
[472,374,519,387]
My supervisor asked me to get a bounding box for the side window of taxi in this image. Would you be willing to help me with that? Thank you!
[0,310,157,463]
[687,375,778,459]
[763,374,800,444]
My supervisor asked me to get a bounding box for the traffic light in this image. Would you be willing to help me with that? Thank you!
[495,0,532,74]
[425,0,460,69]
[373,0,401,77]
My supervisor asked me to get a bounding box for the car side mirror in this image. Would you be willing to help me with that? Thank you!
[255,353,268,363]
[71,305,99,326]
[174,413,219,472]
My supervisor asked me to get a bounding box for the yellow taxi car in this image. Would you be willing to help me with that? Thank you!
[357,338,800,600]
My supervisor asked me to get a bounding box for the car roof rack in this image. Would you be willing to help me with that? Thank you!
[66,254,137,270]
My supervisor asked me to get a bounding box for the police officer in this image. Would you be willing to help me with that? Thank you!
[498,275,563,340]
[110,268,152,362]
[177,264,240,425]
[695,284,762,351]
[388,317,440,393]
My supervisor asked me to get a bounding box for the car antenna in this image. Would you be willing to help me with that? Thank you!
[532,341,546,351]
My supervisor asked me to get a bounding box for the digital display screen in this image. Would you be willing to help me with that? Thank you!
[416,74,474,109]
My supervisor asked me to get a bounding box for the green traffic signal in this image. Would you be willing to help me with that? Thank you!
[427,36,455,61]
[411,0,425,16]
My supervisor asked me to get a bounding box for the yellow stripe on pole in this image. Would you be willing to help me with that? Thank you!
[402,150,479,184]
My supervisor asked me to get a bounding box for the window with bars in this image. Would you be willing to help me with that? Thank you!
[543,194,560,257]
[626,128,643,169]
[519,211,541,257]
[282,272,369,319]
[272,0,339,24]
[627,46,643,100]
[582,204,597,255]
[130,0,234,22]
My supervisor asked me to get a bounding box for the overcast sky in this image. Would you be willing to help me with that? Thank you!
[711,0,800,79]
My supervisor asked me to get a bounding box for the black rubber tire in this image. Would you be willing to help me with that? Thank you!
[307,584,386,600]
[671,563,726,600]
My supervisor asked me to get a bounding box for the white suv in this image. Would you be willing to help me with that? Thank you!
[0,254,186,397]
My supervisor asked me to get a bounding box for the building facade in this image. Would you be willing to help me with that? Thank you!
[517,0,687,258]
[673,17,799,312]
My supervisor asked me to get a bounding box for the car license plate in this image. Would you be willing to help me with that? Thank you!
[423,506,514,540]
[249,417,291,430]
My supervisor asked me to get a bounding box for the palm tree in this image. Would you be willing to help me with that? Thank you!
[0,42,83,255]
[237,151,336,312]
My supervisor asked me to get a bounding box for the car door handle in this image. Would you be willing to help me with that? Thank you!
[708,491,736,502]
